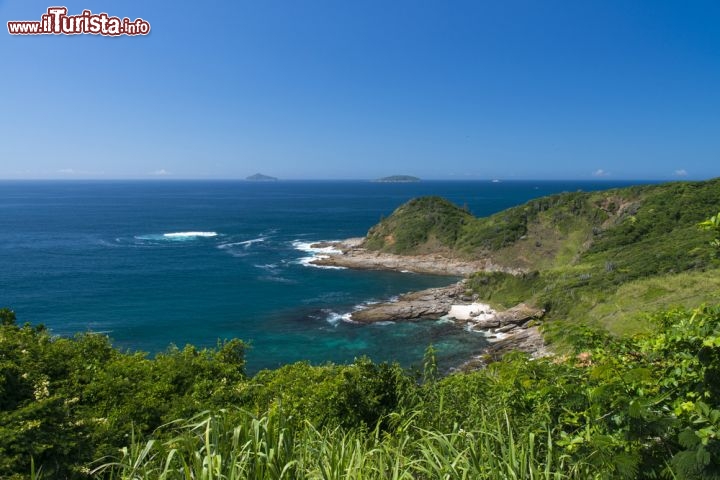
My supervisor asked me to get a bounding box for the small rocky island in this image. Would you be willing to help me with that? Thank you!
[374,175,421,183]
[246,173,278,181]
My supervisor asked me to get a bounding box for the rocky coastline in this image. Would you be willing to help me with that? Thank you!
[308,239,548,367]
[309,239,527,276]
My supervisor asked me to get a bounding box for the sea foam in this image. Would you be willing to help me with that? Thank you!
[292,240,347,270]
[218,237,266,249]
[134,231,219,242]
[324,311,354,325]
[163,231,218,239]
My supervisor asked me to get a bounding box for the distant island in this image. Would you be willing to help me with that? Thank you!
[246,173,278,181]
[374,175,421,183]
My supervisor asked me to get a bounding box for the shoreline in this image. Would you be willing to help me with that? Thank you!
[304,239,548,367]
[308,239,528,276]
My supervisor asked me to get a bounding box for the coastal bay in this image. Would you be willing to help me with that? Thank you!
[309,239,548,364]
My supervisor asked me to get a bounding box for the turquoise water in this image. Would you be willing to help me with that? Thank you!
[0,180,647,373]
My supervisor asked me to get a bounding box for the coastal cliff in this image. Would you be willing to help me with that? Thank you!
[309,178,720,366]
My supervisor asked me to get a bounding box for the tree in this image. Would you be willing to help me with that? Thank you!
[0,308,16,326]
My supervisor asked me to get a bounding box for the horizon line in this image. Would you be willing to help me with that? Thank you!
[0,177,707,182]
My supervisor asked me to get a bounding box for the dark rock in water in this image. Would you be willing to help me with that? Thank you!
[310,241,338,249]
[374,175,421,183]
[246,173,278,181]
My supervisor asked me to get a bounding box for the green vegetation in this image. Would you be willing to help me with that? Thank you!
[368,179,720,335]
[366,179,719,268]
[5,305,720,479]
[364,196,473,253]
[698,211,720,251]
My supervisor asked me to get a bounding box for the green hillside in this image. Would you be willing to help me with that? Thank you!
[364,179,720,334]
[364,196,474,253]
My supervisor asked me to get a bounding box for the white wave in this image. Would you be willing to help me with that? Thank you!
[163,231,218,239]
[95,239,121,248]
[325,311,355,325]
[292,240,347,270]
[292,240,343,255]
[298,257,347,270]
[323,301,375,324]
[476,329,509,342]
[135,232,219,242]
[373,321,396,326]
[254,263,279,272]
[226,251,250,258]
[218,237,266,250]
[258,275,296,284]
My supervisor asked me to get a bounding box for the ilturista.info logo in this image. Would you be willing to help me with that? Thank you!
[7,7,150,36]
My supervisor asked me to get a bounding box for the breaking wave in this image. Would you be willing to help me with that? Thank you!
[292,240,347,270]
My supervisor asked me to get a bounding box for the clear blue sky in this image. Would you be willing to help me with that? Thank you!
[1,0,719,180]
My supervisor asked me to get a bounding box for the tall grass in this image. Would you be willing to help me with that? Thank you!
[91,409,588,480]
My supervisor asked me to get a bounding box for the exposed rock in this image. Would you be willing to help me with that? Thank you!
[310,240,526,276]
[455,327,549,372]
[462,303,543,332]
[496,324,518,334]
[308,239,547,369]
[351,282,465,323]
[473,318,500,329]
[493,303,545,326]
[487,327,549,360]
[311,238,364,251]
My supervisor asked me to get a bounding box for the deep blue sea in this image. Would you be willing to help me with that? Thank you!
[0,180,649,373]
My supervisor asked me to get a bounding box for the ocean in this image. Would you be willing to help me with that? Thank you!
[0,180,647,373]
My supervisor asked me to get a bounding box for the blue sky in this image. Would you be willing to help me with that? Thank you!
[1,0,719,180]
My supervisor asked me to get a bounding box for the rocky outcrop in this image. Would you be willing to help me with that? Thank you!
[310,240,526,276]
[462,303,544,331]
[350,280,547,369]
[308,239,547,369]
[456,327,549,371]
[351,282,467,323]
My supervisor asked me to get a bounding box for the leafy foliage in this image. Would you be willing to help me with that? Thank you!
[4,304,720,479]
[698,211,720,252]
[0,311,247,479]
